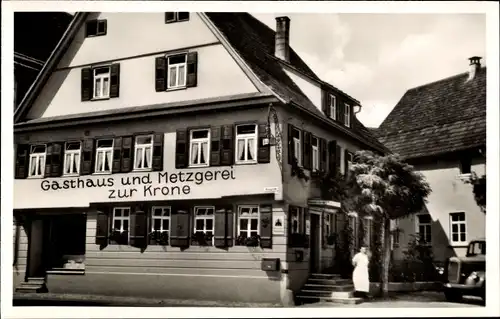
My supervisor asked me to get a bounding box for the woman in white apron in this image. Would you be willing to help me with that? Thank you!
[352,246,370,298]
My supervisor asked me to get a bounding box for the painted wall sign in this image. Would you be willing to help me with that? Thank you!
[305,219,311,236]
[264,186,279,193]
[40,169,236,199]
[272,214,284,235]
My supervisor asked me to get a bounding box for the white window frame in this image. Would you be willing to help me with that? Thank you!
[235,124,258,164]
[311,136,319,172]
[93,66,111,99]
[112,207,130,235]
[329,94,336,120]
[290,206,303,234]
[133,135,154,171]
[415,213,432,246]
[167,53,187,89]
[189,129,210,167]
[449,212,467,245]
[151,206,171,240]
[166,12,189,23]
[63,142,81,176]
[94,139,114,174]
[344,103,351,127]
[193,206,215,246]
[237,205,260,239]
[28,144,47,178]
[292,127,302,167]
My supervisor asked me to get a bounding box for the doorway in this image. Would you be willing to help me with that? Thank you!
[309,213,321,273]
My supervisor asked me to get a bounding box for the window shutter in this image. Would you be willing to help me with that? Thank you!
[220,125,234,166]
[344,149,350,177]
[186,52,198,88]
[15,144,29,179]
[175,129,189,169]
[328,140,337,174]
[165,12,176,23]
[322,90,330,117]
[214,207,228,248]
[121,136,133,173]
[50,142,64,177]
[80,139,95,175]
[155,57,167,92]
[81,67,93,101]
[95,210,109,246]
[226,206,234,247]
[152,133,164,171]
[170,209,190,247]
[257,123,270,163]
[303,131,311,170]
[112,137,123,173]
[336,145,342,174]
[320,138,327,172]
[109,63,120,98]
[129,204,148,248]
[44,144,53,177]
[259,205,273,249]
[303,208,310,248]
[322,214,328,248]
[210,126,221,166]
[287,124,294,165]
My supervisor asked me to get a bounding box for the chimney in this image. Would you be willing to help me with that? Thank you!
[467,56,482,81]
[275,16,290,63]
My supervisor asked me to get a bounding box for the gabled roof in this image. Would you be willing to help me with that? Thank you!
[14,12,387,153]
[375,67,486,159]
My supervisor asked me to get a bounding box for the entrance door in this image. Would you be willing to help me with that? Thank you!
[26,218,50,278]
[309,214,321,273]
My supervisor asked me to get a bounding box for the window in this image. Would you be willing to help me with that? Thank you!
[93,66,111,99]
[346,151,353,176]
[95,139,113,174]
[28,144,46,178]
[329,94,336,120]
[460,156,472,174]
[111,207,130,244]
[134,135,154,171]
[237,205,259,241]
[236,124,258,164]
[193,206,215,246]
[311,137,319,171]
[416,214,432,245]
[450,212,467,244]
[85,19,107,37]
[189,129,210,167]
[151,206,171,245]
[290,207,303,234]
[165,12,190,23]
[344,103,351,127]
[167,54,187,89]
[292,127,302,166]
[63,142,81,176]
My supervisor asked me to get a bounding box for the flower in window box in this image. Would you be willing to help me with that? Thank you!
[110,229,128,245]
[236,235,261,247]
[149,230,169,245]
[191,232,213,246]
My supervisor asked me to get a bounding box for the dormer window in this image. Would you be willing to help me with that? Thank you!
[330,94,336,120]
[85,19,107,37]
[344,103,351,127]
[165,12,190,24]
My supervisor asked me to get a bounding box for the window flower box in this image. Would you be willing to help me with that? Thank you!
[148,230,169,246]
[109,229,129,245]
[191,232,214,246]
[236,235,261,247]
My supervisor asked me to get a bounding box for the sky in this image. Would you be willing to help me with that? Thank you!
[252,13,487,128]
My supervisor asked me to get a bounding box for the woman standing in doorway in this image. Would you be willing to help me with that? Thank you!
[352,246,370,298]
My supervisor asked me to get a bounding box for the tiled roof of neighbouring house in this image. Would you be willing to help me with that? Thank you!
[205,13,388,152]
[374,67,486,159]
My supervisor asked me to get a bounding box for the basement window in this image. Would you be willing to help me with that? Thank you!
[85,19,107,37]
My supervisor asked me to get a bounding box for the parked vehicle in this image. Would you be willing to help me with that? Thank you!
[443,238,485,302]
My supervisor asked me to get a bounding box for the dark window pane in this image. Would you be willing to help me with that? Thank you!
[452,224,458,233]
[460,224,466,232]
[154,219,161,230]
[86,20,97,36]
[177,12,189,21]
[162,220,169,231]
[240,219,248,230]
[250,219,258,230]
[196,219,204,230]
[165,12,175,21]
[452,233,459,242]
[192,130,208,139]
[123,220,129,231]
[169,54,186,65]
[237,124,256,135]
[460,233,466,242]
[206,219,213,230]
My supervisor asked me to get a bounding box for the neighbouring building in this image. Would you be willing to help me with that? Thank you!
[13,12,386,305]
[375,57,486,263]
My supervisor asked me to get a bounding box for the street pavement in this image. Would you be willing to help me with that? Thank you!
[13,291,484,308]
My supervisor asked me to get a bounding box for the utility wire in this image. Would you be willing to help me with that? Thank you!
[14,53,45,66]
[14,61,41,72]
[14,51,45,65]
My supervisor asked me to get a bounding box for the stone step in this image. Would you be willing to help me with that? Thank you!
[296,294,363,305]
[306,278,352,286]
[15,285,48,293]
[304,283,354,292]
[26,279,46,284]
[309,273,342,279]
[300,289,354,299]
